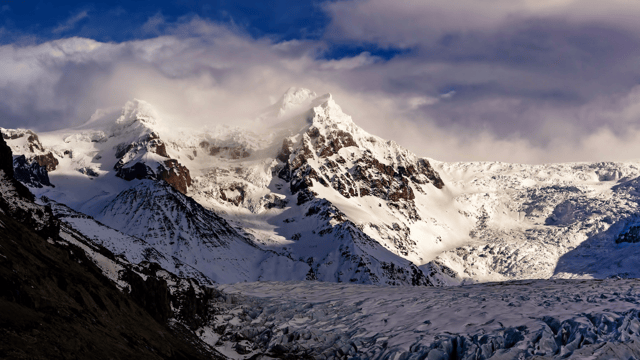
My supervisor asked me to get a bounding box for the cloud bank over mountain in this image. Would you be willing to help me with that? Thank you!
[2,1,640,163]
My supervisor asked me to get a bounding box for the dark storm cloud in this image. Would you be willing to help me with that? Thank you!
[395,20,640,144]
[318,0,640,161]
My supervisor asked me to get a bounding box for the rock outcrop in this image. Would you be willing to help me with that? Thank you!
[1,128,58,188]
[616,225,640,244]
[13,155,54,188]
[114,133,192,194]
[0,137,58,238]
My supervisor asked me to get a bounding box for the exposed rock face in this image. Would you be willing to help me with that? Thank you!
[199,141,251,159]
[116,162,156,181]
[114,134,192,194]
[0,135,14,177]
[34,152,58,171]
[1,128,59,188]
[174,283,216,331]
[262,94,450,283]
[78,166,100,177]
[121,267,172,324]
[160,160,192,194]
[219,182,246,206]
[277,106,444,206]
[116,161,192,195]
[0,137,58,238]
[276,138,293,163]
[316,129,357,158]
[114,132,164,160]
[13,155,54,188]
[263,193,288,209]
[616,225,640,244]
[2,129,44,152]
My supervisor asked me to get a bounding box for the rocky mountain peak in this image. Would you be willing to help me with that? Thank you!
[307,93,355,129]
[78,99,164,142]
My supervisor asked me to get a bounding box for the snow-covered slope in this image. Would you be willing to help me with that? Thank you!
[430,161,640,282]
[83,180,312,284]
[5,87,640,286]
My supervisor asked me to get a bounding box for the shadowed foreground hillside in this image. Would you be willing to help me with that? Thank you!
[0,134,220,359]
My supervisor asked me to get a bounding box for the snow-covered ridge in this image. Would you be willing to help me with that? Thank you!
[258,87,318,121]
[4,88,640,286]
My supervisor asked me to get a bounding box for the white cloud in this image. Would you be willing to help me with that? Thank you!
[52,10,89,34]
[323,0,640,47]
[2,16,640,163]
[439,91,455,99]
[142,13,166,35]
[320,52,378,70]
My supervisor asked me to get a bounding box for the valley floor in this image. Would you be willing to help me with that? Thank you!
[208,279,640,359]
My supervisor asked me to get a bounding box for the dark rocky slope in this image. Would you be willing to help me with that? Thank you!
[0,213,219,359]
[0,135,222,360]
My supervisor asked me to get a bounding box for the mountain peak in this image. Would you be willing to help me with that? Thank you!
[116,99,159,127]
[269,87,317,119]
[82,99,162,137]
[308,92,354,129]
[281,87,316,109]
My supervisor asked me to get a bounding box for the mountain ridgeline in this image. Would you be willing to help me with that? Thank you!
[4,87,640,289]
[7,88,640,358]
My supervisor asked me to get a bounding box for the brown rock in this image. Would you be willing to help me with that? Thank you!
[317,130,357,158]
[306,126,320,138]
[152,141,169,158]
[209,146,221,156]
[34,152,59,172]
[229,147,250,159]
[417,159,444,189]
[219,183,246,206]
[159,160,192,194]
[388,182,415,202]
[290,165,320,194]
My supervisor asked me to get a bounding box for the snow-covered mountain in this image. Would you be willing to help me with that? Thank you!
[5,87,640,286]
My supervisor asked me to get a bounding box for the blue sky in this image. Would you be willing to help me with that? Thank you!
[2,0,640,163]
[0,1,329,43]
[0,1,405,60]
